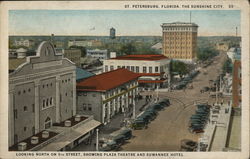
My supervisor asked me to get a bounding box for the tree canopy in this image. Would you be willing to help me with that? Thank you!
[170,60,189,78]
[197,47,219,61]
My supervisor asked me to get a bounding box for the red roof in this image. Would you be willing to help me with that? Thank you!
[110,54,168,61]
[138,80,165,83]
[77,68,140,92]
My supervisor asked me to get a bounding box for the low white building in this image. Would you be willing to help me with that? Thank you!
[14,39,34,48]
[103,54,170,89]
[16,48,27,59]
[86,49,108,61]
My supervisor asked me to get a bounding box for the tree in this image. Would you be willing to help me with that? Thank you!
[223,58,233,73]
[197,47,219,61]
[120,43,136,55]
[170,60,189,78]
[69,45,86,57]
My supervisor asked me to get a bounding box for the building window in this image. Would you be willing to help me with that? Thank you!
[24,127,27,131]
[28,88,31,92]
[43,100,45,108]
[126,66,130,70]
[18,91,21,95]
[117,66,121,69]
[50,97,53,105]
[88,107,92,111]
[23,90,26,94]
[105,65,108,72]
[149,67,152,73]
[46,99,49,106]
[110,66,114,71]
[44,117,52,129]
[143,67,147,73]
[23,106,27,112]
[131,66,135,72]
[65,92,67,96]
[155,67,159,72]
[160,66,164,72]
[136,66,139,73]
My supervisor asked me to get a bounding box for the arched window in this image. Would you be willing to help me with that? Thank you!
[44,117,52,129]
[50,97,53,105]
[46,98,49,106]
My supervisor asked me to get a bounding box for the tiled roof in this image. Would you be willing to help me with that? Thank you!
[77,68,140,92]
[9,58,26,71]
[138,80,165,83]
[76,68,95,81]
[110,54,168,61]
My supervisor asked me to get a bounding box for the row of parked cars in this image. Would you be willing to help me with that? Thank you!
[189,104,211,134]
[131,98,170,130]
[99,127,132,151]
[175,70,200,90]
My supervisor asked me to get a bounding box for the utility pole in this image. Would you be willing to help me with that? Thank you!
[96,129,99,151]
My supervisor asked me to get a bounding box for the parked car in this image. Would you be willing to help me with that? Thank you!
[180,139,198,151]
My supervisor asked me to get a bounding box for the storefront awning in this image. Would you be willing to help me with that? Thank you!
[39,119,101,151]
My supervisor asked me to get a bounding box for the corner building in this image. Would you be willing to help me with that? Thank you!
[161,22,198,62]
[77,68,140,124]
[9,41,76,147]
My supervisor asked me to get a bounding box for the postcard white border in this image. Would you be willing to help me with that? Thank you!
[0,1,249,159]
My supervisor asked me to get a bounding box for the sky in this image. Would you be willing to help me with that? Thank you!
[9,10,240,36]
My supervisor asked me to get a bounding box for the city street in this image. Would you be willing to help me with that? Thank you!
[122,52,228,151]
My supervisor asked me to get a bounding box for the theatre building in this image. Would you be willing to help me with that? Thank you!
[9,41,100,151]
[103,54,170,89]
[77,68,140,124]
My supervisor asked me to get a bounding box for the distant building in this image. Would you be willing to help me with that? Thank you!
[161,22,198,62]
[14,39,34,48]
[54,41,65,48]
[9,49,17,59]
[76,68,140,124]
[216,42,229,52]
[86,49,109,61]
[110,27,116,39]
[151,42,162,50]
[68,40,92,48]
[63,49,82,67]
[232,48,241,108]
[16,48,27,59]
[103,54,170,89]
[9,41,100,151]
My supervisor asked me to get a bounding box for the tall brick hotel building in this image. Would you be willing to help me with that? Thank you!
[161,22,198,62]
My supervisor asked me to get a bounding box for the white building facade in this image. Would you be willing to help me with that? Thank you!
[86,49,109,61]
[9,41,77,147]
[103,54,171,89]
[77,69,139,124]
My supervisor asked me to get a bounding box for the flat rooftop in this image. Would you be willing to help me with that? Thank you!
[109,54,168,61]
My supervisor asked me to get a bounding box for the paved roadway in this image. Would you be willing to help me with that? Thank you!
[122,52,228,151]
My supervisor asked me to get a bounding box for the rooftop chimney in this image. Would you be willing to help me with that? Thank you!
[18,142,27,151]
[31,136,39,145]
[75,115,81,122]
[42,131,49,139]
[64,120,71,127]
